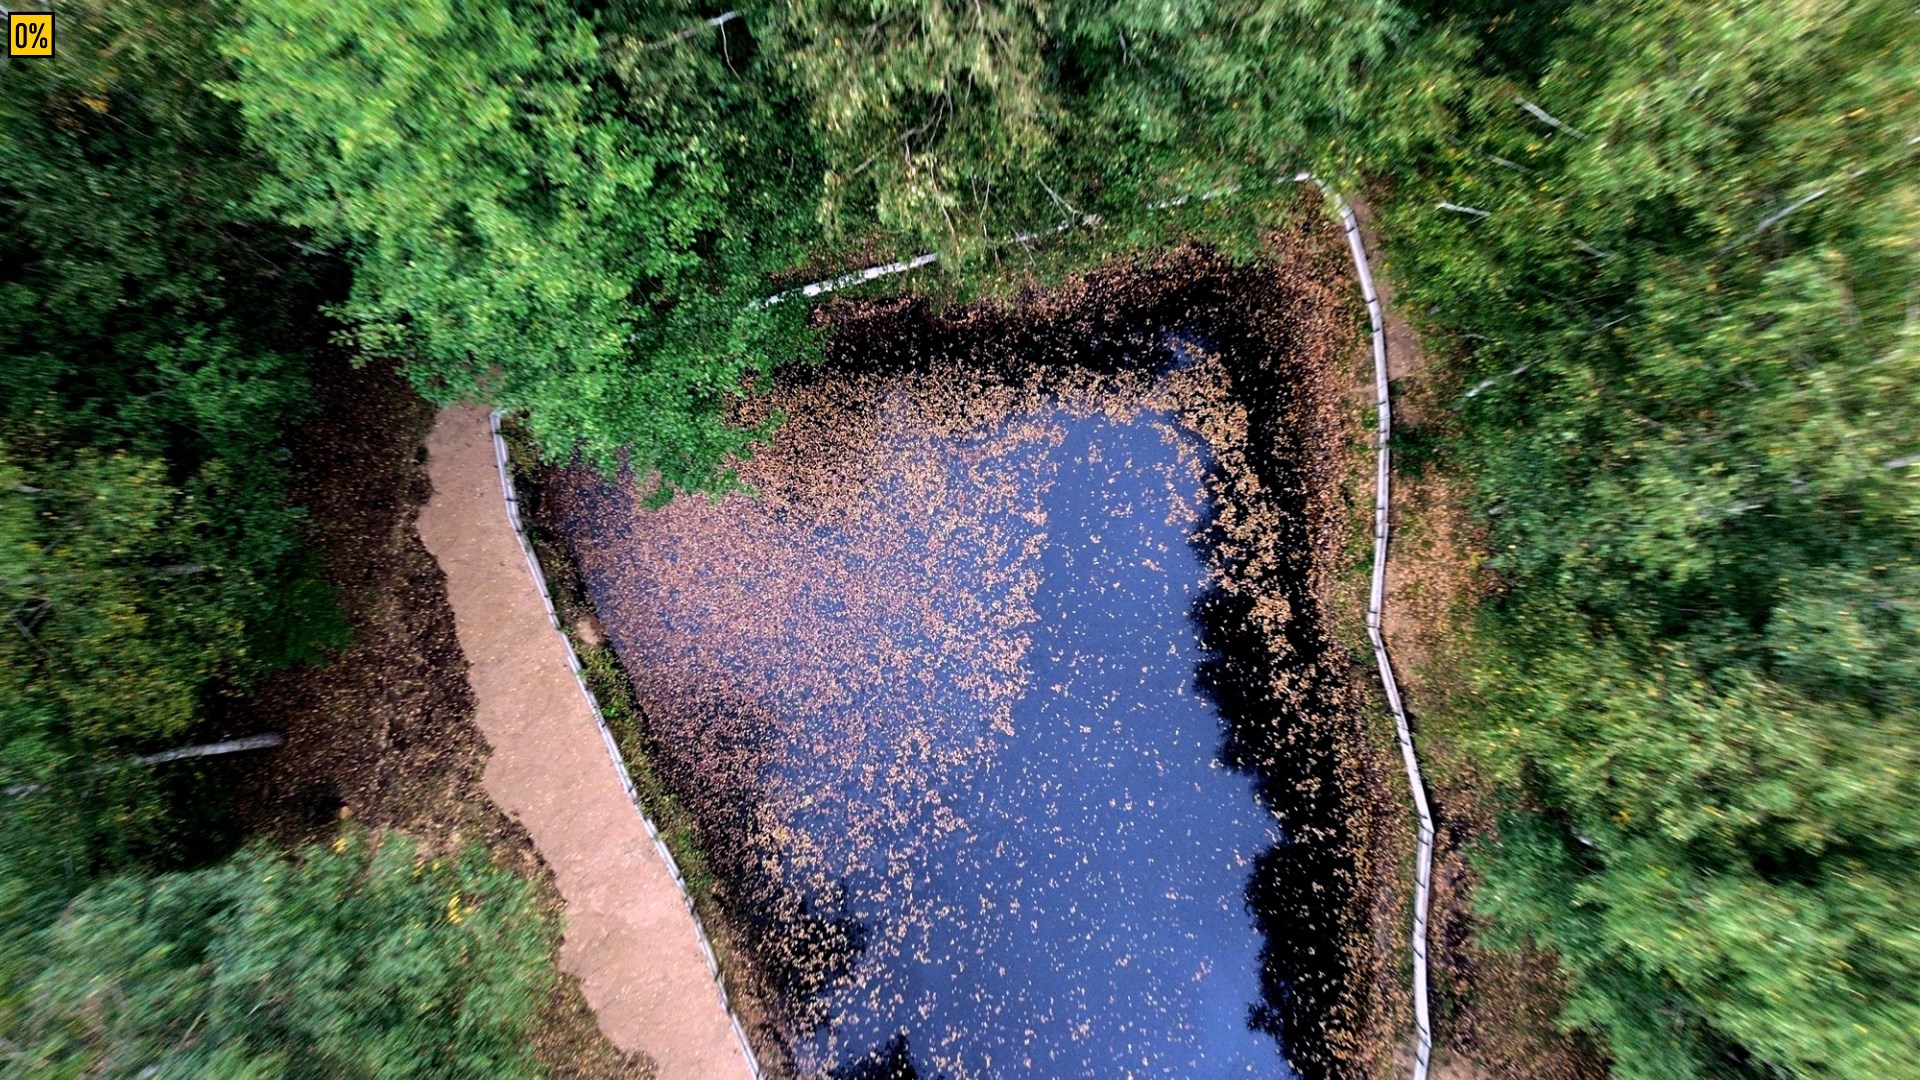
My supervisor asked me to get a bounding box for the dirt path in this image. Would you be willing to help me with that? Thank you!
[417,403,754,1080]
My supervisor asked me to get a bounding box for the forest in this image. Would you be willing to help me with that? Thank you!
[1,1,1914,1077]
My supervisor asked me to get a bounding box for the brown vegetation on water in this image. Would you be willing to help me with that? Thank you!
[532,206,1420,1079]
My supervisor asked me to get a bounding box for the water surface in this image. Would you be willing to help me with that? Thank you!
[558,365,1302,1080]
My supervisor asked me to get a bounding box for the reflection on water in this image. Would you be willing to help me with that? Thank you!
[558,372,1301,1079]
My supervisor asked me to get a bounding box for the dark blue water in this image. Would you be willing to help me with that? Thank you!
[559,396,1298,1080]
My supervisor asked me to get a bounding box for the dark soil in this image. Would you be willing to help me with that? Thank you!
[226,358,650,1080]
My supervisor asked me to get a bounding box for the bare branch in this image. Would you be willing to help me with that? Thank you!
[5,733,285,799]
[1037,175,1086,221]
[1519,100,1589,139]
[640,10,740,51]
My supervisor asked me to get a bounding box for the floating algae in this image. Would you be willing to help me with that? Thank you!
[553,249,1371,1080]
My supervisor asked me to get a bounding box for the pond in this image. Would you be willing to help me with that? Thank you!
[551,257,1367,1080]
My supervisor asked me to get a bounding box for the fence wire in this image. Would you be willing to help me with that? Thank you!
[1333,195,1436,1080]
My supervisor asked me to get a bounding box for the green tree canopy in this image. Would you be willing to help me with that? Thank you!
[3,832,554,1079]
[1,0,342,925]
[8,4,1913,1078]
[223,0,823,493]
[221,0,1416,488]
[1365,0,1920,1075]
[768,0,1407,264]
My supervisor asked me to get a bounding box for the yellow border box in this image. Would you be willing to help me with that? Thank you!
[8,12,55,58]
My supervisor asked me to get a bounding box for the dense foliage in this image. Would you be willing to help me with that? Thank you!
[1366,2,1920,1077]
[221,0,1412,489]
[223,0,824,493]
[2,5,571,1074]
[4,832,553,1078]
[5,1,1916,1077]
[0,0,343,921]
[769,0,1404,263]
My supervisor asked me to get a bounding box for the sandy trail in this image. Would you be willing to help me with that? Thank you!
[417,403,754,1080]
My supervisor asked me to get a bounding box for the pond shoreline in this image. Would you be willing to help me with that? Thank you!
[515,213,1409,1080]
